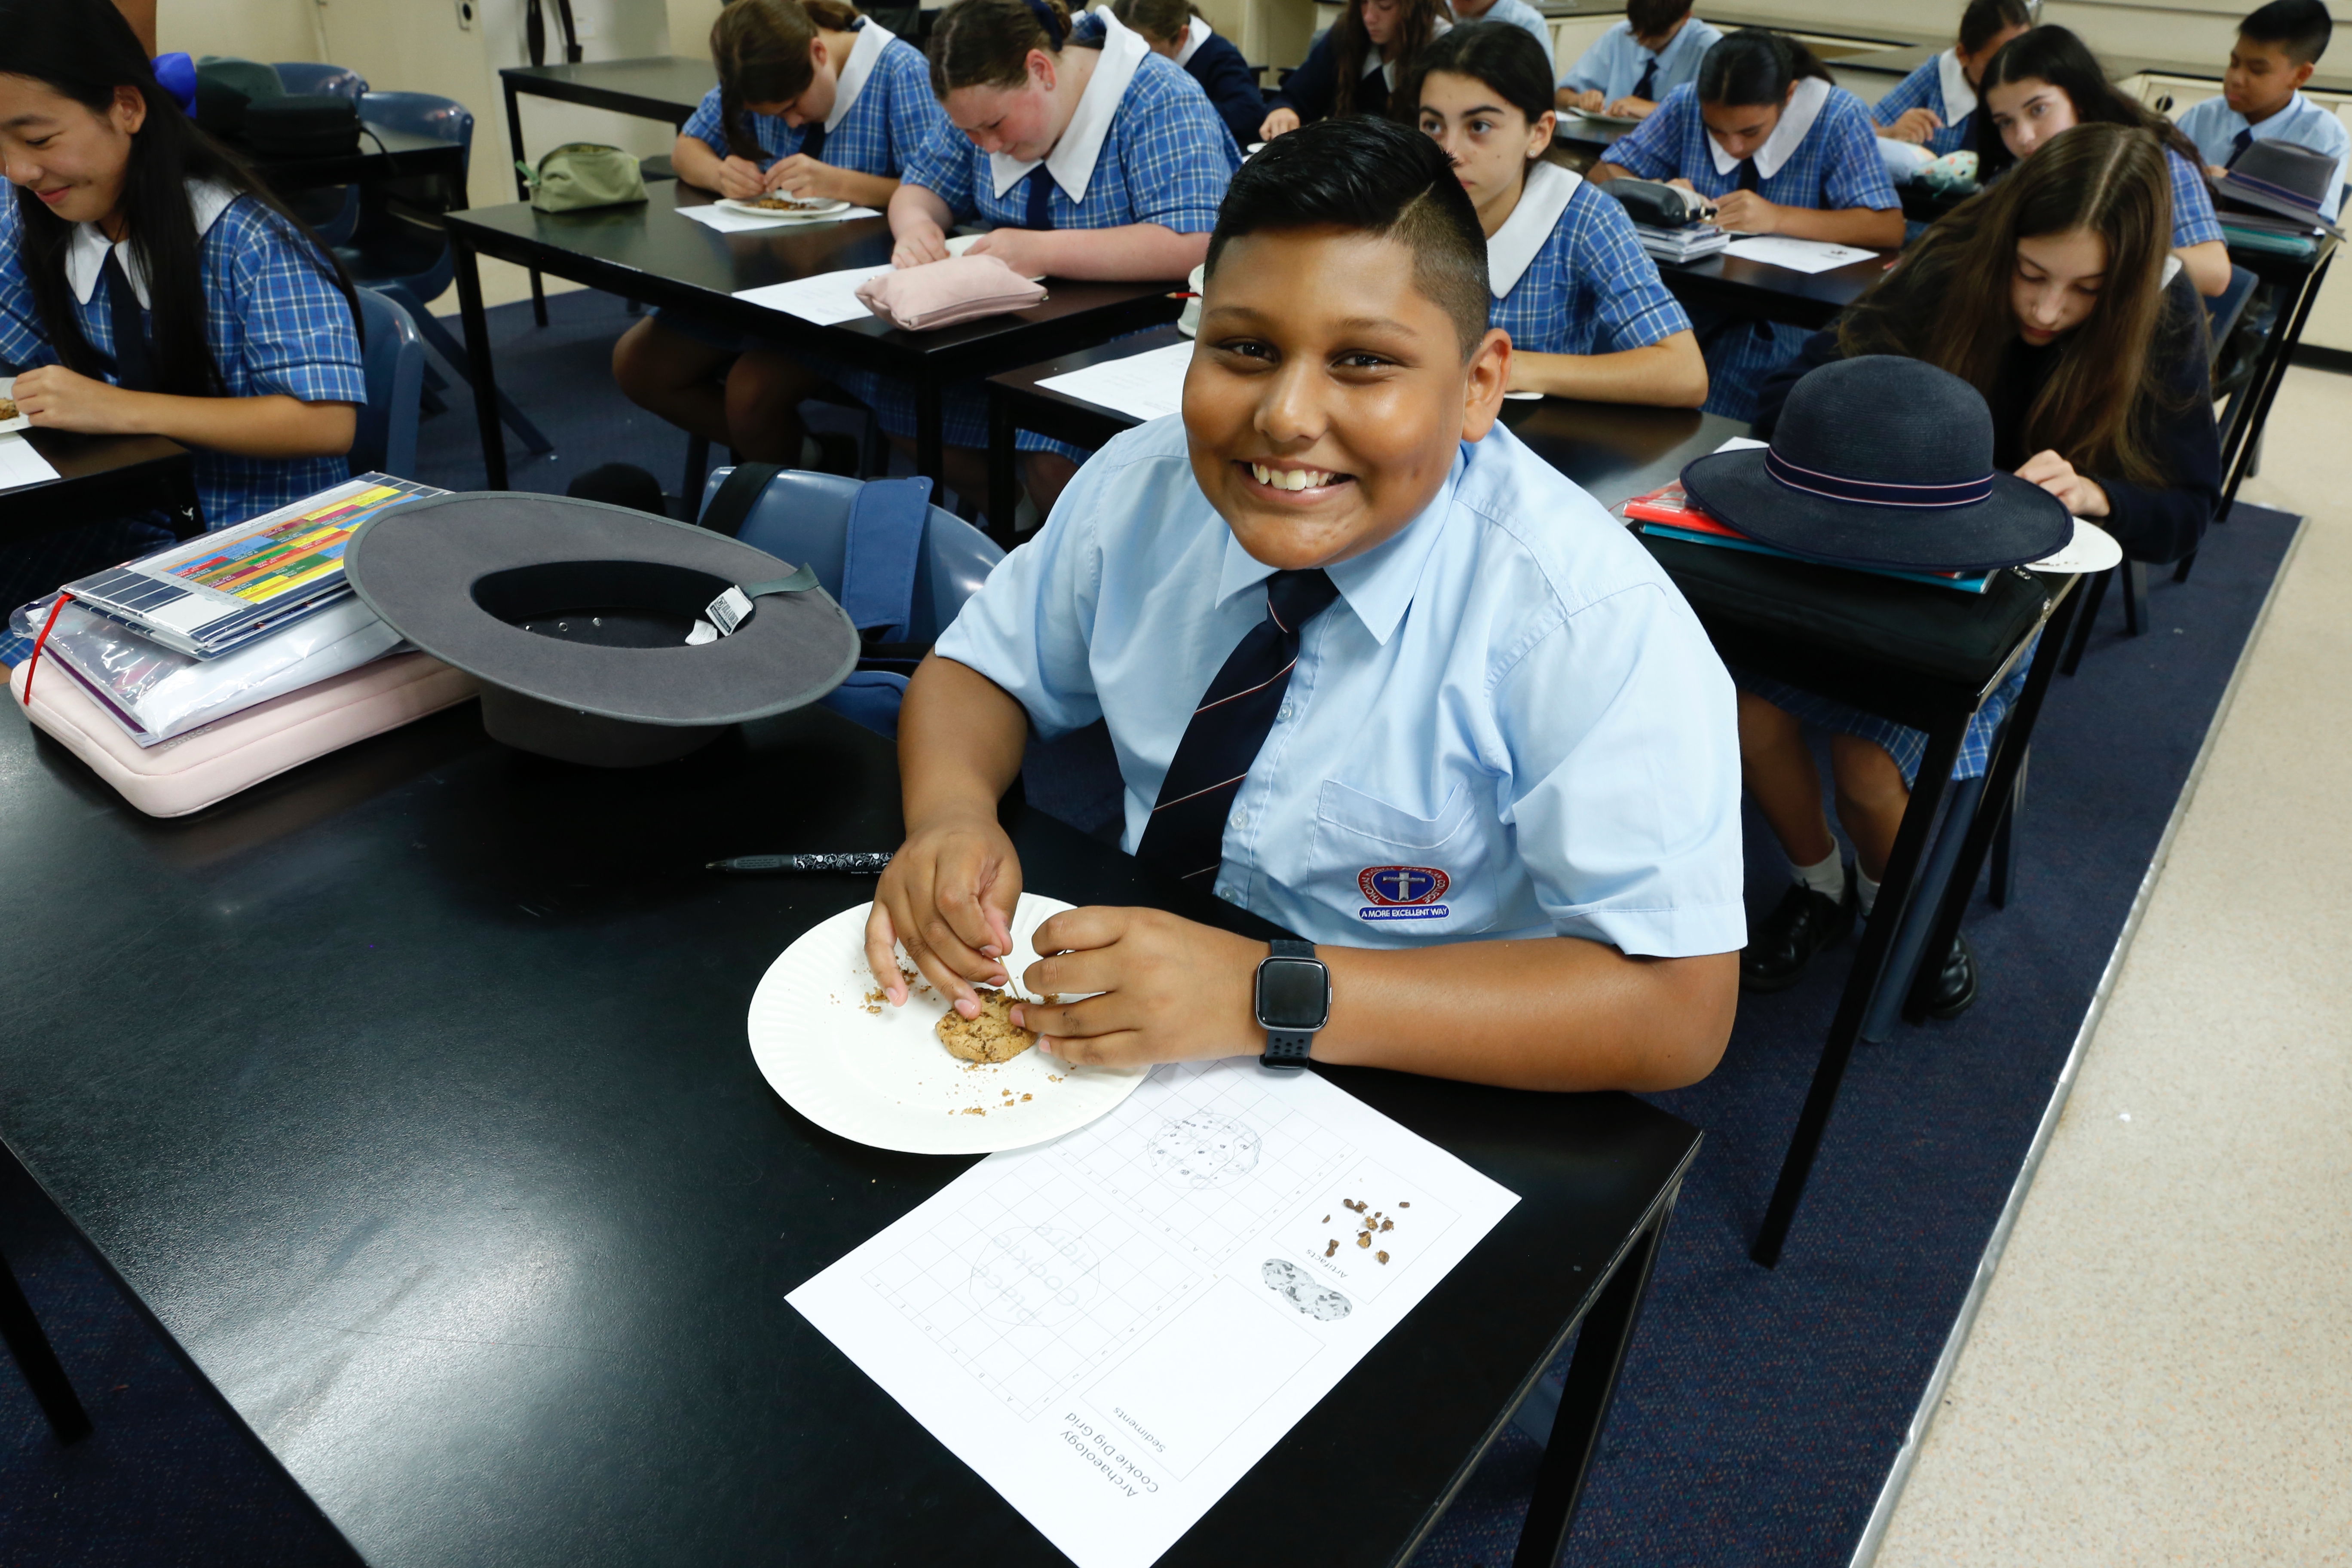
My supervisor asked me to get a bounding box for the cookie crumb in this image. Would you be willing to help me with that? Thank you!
[1324,1239,1338,1258]
[1380,1218,1393,1232]
[1398,1201,1410,1208]
[1321,1214,1330,1223]
[1376,1251,1389,1264]
[1356,1232,1371,1249]
[1020,1093,1032,1102]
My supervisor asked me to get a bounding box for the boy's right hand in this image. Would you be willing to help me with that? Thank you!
[1567,89,1605,113]
[892,217,951,268]
[717,155,769,200]
[865,812,1025,1016]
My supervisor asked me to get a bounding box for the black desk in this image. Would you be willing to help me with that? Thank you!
[0,430,202,544]
[242,122,467,203]
[1657,246,1889,331]
[986,330,2080,1263]
[443,179,1182,490]
[0,701,1698,1568]
[501,56,718,325]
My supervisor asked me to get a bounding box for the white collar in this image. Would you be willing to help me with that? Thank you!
[1175,14,1211,67]
[1936,47,1977,124]
[1487,161,1580,297]
[1361,18,1447,86]
[825,17,892,132]
[989,9,1148,202]
[1708,76,1830,180]
[2247,90,2311,132]
[66,179,238,308]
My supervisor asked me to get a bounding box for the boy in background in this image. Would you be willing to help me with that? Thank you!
[1557,0,1722,120]
[1452,0,1554,58]
[2179,0,2349,219]
[865,118,1742,1092]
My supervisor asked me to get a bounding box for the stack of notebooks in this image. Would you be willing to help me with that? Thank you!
[2217,212,2321,257]
[1622,481,1994,593]
[1635,223,1728,264]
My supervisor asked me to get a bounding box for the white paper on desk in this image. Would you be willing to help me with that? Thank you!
[678,202,879,233]
[790,1058,1519,1568]
[1035,340,1196,424]
[0,433,60,494]
[732,264,893,325]
[1722,235,1877,274]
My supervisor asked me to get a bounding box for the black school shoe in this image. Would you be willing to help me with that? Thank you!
[1923,931,1979,1019]
[1740,876,1857,993]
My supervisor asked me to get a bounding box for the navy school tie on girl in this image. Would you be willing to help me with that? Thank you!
[1135,569,1342,885]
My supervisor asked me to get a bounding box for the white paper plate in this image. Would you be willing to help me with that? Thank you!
[2026,518,2123,575]
[1568,108,1642,128]
[0,378,26,435]
[748,894,1147,1154]
[715,195,853,220]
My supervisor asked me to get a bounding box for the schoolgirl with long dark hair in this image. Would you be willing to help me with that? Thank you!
[0,0,364,603]
[1259,0,1452,140]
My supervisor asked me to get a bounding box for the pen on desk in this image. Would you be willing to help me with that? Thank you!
[707,851,897,874]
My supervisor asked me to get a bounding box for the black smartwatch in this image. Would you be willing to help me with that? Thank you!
[1254,939,1329,1069]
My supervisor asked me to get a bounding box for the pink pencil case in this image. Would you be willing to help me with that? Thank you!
[12,649,478,818]
[856,254,1047,330]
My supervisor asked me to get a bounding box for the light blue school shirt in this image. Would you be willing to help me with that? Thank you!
[1559,15,1724,100]
[1458,0,1553,56]
[933,415,1747,957]
[2178,89,2350,220]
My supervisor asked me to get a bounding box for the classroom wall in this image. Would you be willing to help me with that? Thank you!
[156,0,319,63]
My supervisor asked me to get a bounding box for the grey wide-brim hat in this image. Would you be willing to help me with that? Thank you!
[346,492,858,767]
[1680,355,2072,573]
[2210,138,2347,238]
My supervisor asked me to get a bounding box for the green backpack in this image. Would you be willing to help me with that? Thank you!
[518,144,648,212]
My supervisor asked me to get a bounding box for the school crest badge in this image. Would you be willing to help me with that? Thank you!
[1357,865,1450,921]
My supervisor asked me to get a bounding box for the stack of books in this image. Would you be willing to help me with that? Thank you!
[1635,223,1728,264]
[1621,481,1994,593]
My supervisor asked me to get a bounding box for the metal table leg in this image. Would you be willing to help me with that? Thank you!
[0,1247,89,1445]
[986,385,1020,550]
[2221,251,2333,513]
[1752,720,1970,1268]
[503,80,549,330]
[1512,1182,1679,1568]
[453,234,509,490]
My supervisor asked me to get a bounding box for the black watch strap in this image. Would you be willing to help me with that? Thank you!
[1261,940,1320,1070]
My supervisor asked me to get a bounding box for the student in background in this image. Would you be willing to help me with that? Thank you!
[1450,0,1553,58]
[1413,24,1706,404]
[2178,0,2347,219]
[1259,0,1449,140]
[615,0,943,469]
[1737,124,2217,1003]
[1557,0,1723,121]
[866,117,1741,1088]
[1592,29,1902,417]
[1979,25,2233,294]
[0,0,363,607]
[1871,0,2035,153]
[1109,0,1261,149]
[871,0,1237,515]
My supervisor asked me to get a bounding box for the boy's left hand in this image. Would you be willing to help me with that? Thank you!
[1011,906,1265,1067]
[8,365,138,434]
[1709,190,1779,233]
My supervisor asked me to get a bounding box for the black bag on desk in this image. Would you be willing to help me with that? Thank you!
[245,95,362,159]
[1600,178,1714,229]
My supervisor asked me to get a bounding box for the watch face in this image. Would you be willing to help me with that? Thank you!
[1255,958,1329,1032]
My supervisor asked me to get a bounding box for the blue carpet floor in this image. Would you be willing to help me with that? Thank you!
[0,289,2305,1565]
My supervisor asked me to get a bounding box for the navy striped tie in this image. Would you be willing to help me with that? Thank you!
[1632,58,1657,100]
[1136,570,1340,885]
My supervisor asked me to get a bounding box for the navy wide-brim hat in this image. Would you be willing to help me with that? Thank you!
[1679,355,2072,573]
[346,492,858,767]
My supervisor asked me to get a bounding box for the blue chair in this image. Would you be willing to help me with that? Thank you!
[272,62,367,99]
[699,467,1003,736]
[2206,262,2259,360]
[349,288,425,478]
[337,90,552,457]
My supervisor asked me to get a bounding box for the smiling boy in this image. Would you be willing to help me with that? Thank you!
[864,117,1743,1091]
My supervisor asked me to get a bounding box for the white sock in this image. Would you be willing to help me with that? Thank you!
[1857,868,1880,918]
[1790,848,1845,901]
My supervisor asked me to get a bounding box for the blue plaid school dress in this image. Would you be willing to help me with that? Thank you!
[1739,655,2031,785]
[833,45,1239,464]
[1869,55,1977,156]
[1490,175,1691,355]
[2164,146,2224,249]
[1606,83,1899,421]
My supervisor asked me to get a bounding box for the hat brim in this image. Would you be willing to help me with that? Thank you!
[1679,449,2073,573]
[346,492,860,730]
[2211,178,2345,239]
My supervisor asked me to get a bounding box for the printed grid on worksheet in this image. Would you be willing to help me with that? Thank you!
[860,1167,1200,1421]
[1055,1062,1357,1265]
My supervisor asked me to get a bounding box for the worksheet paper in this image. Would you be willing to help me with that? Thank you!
[1035,340,1196,424]
[789,1058,1519,1568]
[0,434,59,494]
[1721,235,1878,274]
[677,202,879,234]
[732,265,893,325]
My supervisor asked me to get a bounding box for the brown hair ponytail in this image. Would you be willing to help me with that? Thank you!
[711,0,864,155]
